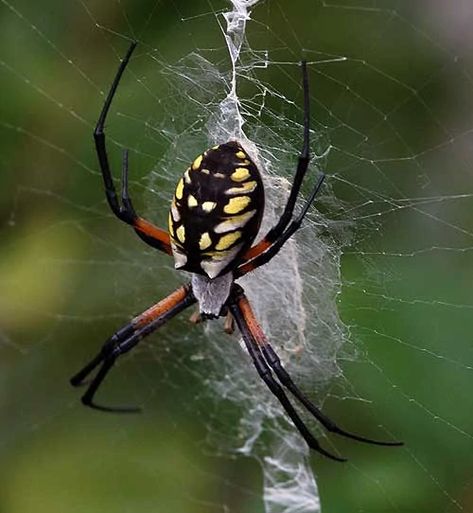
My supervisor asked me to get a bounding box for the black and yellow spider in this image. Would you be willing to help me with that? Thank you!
[71,42,402,461]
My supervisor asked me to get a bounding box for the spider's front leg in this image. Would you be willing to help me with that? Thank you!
[94,41,172,255]
[236,58,326,278]
[241,60,314,264]
[70,284,196,412]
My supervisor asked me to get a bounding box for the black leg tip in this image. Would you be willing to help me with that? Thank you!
[315,448,347,463]
[307,441,347,462]
[344,433,405,447]
[70,375,84,387]
[386,440,404,447]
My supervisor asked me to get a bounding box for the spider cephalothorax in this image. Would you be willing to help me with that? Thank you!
[70,42,403,461]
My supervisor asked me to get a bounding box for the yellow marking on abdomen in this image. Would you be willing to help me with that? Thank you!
[176,225,186,243]
[236,151,246,159]
[226,181,257,195]
[223,195,251,214]
[188,195,198,208]
[231,168,250,182]
[168,212,174,235]
[199,232,212,250]
[202,201,217,213]
[215,210,256,233]
[215,231,242,251]
[184,168,191,184]
[192,154,203,170]
[175,178,184,200]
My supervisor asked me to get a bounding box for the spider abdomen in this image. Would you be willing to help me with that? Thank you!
[168,141,265,279]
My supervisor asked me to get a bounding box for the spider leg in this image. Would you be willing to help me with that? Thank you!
[228,286,346,462]
[79,321,163,413]
[70,320,139,389]
[235,173,325,277]
[261,345,403,447]
[223,311,235,334]
[231,287,403,451]
[94,41,172,255]
[70,284,195,412]
[242,61,322,263]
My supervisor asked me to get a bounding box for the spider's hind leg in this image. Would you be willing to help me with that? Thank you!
[70,323,134,387]
[70,284,196,412]
[260,343,403,447]
[228,286,346,462]
[228,285,403,460]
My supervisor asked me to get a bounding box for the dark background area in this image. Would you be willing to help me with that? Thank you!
[1,1,473,512]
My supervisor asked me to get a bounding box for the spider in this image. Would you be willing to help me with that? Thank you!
[70,42,403,461]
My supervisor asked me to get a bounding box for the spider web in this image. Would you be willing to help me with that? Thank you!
[1,1,473,512]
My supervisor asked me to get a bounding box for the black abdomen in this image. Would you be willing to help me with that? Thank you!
[168,141,265,278]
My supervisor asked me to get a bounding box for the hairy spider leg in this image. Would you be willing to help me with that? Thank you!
[228,286,346,462]
[242,61,317,262]
[94,41,171,255]
[70,284,196,412]
[234,288,403,448]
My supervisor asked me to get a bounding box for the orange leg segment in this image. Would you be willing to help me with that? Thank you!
[132,284,191,328]
[133,218,172,255]
[70,283,195,411]
[241,239,272,261]
[229,286,402,460]
[228,289,345,461]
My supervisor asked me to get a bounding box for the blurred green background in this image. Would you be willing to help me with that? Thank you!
[1,1,473,512]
